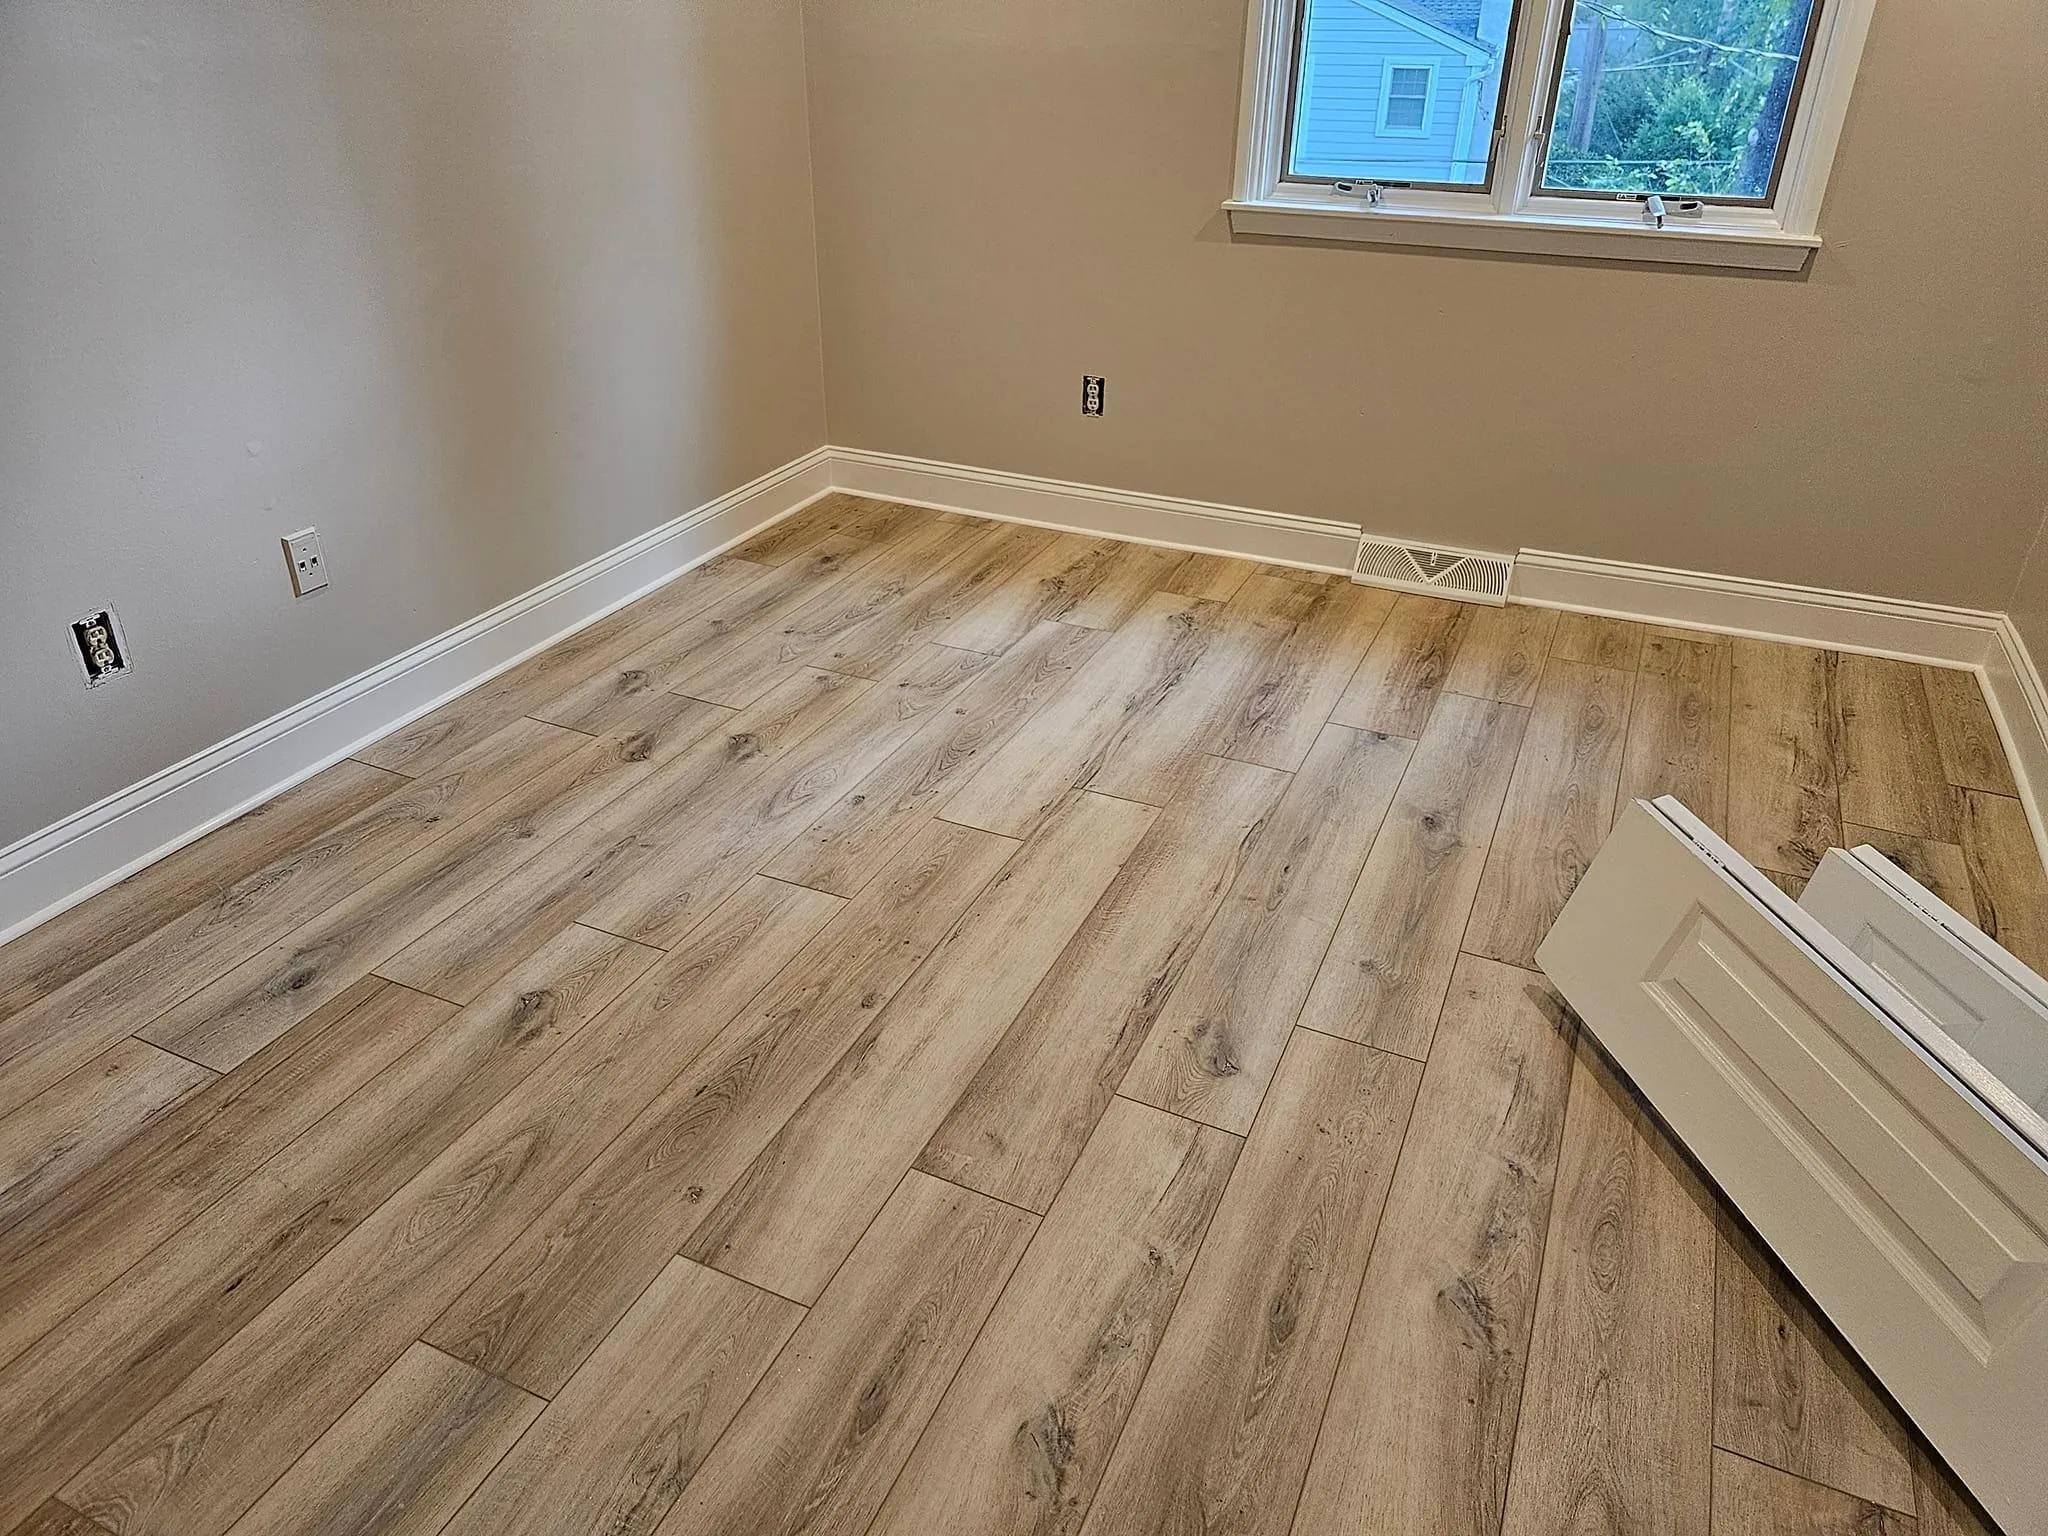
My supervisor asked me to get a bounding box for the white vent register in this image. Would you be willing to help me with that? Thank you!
[1540,798,2048,1536]
[1351,532,1511,605]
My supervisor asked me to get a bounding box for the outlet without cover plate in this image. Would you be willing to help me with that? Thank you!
[282,528,329,597]
[71,608,131,686]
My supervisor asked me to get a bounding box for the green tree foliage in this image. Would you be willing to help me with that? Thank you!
[1544,0,1813,197]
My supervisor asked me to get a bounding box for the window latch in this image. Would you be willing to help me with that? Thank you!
[1633,195,1706,229]
[1333,180,1389,208]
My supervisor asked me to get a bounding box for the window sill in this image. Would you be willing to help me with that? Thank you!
[1223,197,1821,273]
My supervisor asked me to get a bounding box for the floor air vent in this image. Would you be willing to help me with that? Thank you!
[1352,534,1512,606]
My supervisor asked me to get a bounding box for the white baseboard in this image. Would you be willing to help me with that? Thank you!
[0,448,835,944]
[7,441,2046,947]
[1983,617,2048,877]
[827,447,1362,574]
[1510,549,2009,669]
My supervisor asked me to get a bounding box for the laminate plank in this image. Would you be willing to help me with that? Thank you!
[821,521,1063,679]
[0,977,452,1380]
[1164,553,1258,603]
[1551,611,1649,670]
[1624,633,1733,834]
[378,670,858,1002]
[683,792,1155,1303]
[1057,542,1192,630]
[59,879,839,1536]
[1729,641,1843,878]
[936,535,1168,656]
[919,754,1287,1212]
[726,494,923,567]
[1077,1030,1421,1536]
[1465,658,1635,969]
[1444,603,1560,709]
[1291,955,1576,1536]
[0,760,402,1027]
[220,1343,543,1536]
[1209,579,1394,773]
[352,555,769,779]
[4,1503,103,1536]
[654,1172,1036,1536]
[1957,789,2048,976]
[0,1039,214,1236]
[1841,825,1979,925]
[1296,691,1529,1059]
[1651,624,1731,647]
[1121,726,1412,1135]
[666,516,991,708]
[942,593,1224,839]
[1496,1038,1717,1536]
[1086,577,1308,806]
[137,696,729,1068]
[1920,666,2019,796]
[1915,1448,1996,1536]
[532,539,867,735]
[0,715,586,1120]
[441,1259,801,1536]
[584,644,995,948]
[1714,1222,1915,1513]
[425,820,1016,1395]
[0,930,653,1530]
[870,1098,1238,1536]
[1710,1451,1913,1535]
[1329,593,1473,739]
[766,620,1106,897]
[1836,655,1960,842]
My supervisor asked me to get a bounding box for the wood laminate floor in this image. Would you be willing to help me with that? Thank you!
[2,496,2037,1536]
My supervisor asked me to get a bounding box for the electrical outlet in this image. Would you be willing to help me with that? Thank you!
[71,608,131,687]
[282,528,329,597]
[1082,376,1106,417]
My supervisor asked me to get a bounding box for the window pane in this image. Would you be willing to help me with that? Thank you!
[1385,68,1433,130]
[1540,0,1820,199]
[1290,0,1521,187]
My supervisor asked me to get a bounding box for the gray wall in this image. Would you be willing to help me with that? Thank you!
[0,0,826,845]
[800,0,2048,614]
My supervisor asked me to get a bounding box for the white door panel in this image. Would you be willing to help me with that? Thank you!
[1804,845,2048,1147]
[1538,798,2048,1536]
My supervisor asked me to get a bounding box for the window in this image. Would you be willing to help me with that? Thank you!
[1232,0,1874,269]
[1378,63,1437,136]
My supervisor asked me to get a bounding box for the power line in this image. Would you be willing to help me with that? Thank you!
[1578,1,1802,62]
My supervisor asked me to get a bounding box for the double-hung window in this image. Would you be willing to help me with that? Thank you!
[1228,0,1876,269]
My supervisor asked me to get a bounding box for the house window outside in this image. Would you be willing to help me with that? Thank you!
[1537,0,1824,202]
[1238,0,1872,266]
[1380,64,1437,135]
[1290,0,1509,186]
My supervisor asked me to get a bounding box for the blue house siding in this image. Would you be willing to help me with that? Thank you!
[1290,0,1494,184]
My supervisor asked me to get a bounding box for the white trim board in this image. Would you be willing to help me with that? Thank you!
[5,442,2045,948]
[826,447,1362,574]
[1510,549,2007,670]
[0,448,835,945]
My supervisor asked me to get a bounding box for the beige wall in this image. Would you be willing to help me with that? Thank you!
[2016,516,2048,670]
[802,0,2048,613]
[0,0,825,845]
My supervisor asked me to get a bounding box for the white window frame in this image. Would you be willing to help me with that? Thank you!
[1227,0,1878,271]
[1376,60,1439,138]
